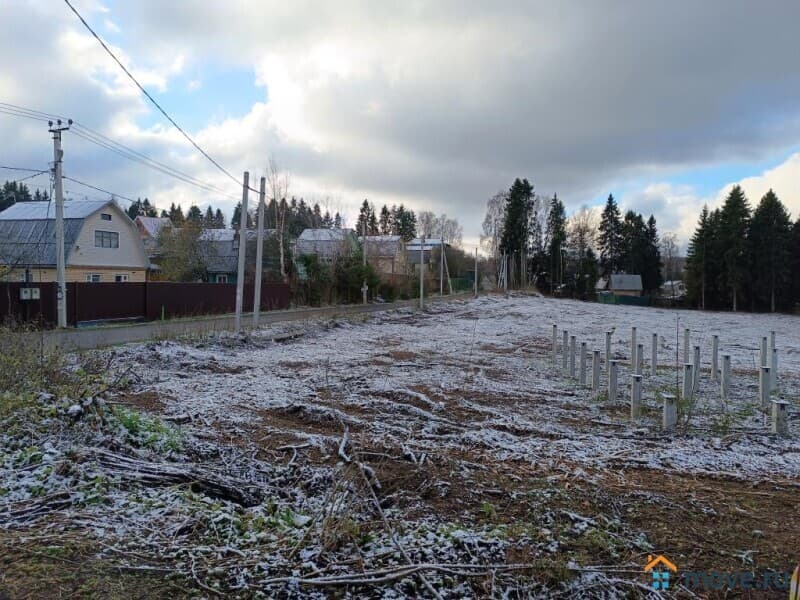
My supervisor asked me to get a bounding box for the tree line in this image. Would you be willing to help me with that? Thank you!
[0,181,50,212]
[686,185,800,312]
[482,179,664,298]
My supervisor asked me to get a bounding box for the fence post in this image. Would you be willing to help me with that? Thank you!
[608,360,618,401]
[759,366,771,410]
[579,342,587,386]
[592,350,601,397]
[720,354,731,401]
[662,394,677,431]
[651,333,658,376]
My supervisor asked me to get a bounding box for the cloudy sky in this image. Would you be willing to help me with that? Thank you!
[2,0,800,250]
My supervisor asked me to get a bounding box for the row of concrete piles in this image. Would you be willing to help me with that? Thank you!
[551,324,790,436]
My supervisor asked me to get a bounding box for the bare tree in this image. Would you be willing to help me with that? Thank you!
[567,205,599,257]
[417,211,437,238]
[659,231,679,296]
[480,191,506,260]
[437,215,463,247]
[266,157,290,282]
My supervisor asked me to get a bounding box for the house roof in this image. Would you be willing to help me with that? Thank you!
[135,216,172,238]
[296,228,357,258]
[360,235,403,257]
[298,228,355,242]
[0,199,111,220]
[609,273,643,291]
[407,238,447,251]
[0,219,83,266]
[0,199,120,266]
[198,228,277,273]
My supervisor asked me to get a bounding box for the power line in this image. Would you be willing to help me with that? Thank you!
[0,101,240,201]
[0,165,49,173]
[63,176,137,204]
[63,0,254,193]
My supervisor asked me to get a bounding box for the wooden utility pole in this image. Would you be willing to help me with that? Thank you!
[253,176,266,327]
[439,223,444,296]
[234,171,249,330]
[419,236,425,310]
[362,219,368,304]
[49,119,71,328]
[474,247,478,297]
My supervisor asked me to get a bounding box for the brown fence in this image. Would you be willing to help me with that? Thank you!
[0,281,291,327]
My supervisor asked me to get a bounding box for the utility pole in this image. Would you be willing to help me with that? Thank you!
[253,176,266,327]
[361,219,368,304]
[474,247,478,297]
[439,222,444,296]
[49,119,71,328]
[419,236,425,310]
[234,171,249,331]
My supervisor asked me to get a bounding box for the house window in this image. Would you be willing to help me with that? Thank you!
[100,213,112,221]
[95,230,119,248]
[114,274,129,282]
[215,274,228,283]
[85,273,102,282]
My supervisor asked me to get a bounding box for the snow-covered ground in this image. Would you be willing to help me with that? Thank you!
[129,293,800,479]
[2,293,798,597]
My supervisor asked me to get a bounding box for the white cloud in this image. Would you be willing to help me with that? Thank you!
[3,1,800,239]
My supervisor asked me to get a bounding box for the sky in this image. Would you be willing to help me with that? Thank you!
[2,0,800,252]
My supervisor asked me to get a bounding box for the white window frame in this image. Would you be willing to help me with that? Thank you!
[100,213,112,221]
[85,273,102,282]
[94,230,119,248]
[114,274,129,282]
[215,274,228,283]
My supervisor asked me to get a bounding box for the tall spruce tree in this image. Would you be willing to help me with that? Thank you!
[597,194,623,277]
[749,189,792,312]
[499,178,533,287]
[544,194,566,292]
[718,185,751,311]
[643,215,663,294]
[378,205,391,234]
[792,217,800,309]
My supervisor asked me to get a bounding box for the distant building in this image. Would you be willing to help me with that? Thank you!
[295,228,358,263]
[596,273,643,297]
[660,280,686,299]
[199,228,277,284]
[134,216,172,257]
[360,235,408,280]
[406,238,447,271]
[0,199,149,282]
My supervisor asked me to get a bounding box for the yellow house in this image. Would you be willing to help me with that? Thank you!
[0,199,149,283]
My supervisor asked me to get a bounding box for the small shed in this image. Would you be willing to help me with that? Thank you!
[596,273,643,297]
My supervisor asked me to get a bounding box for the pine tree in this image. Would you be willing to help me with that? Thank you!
[749,189,792,312]
[686,205,726,309]
[213,208,226,229]
[321,210,333,228]
[186,205,203,224]
[379,205,391,234]
[643,215,663,294]
[169,203,185,226]
[141,198,157,217]
[203,206,215,228]
[334,212,342,228]
[718,185,751,311]
[368,210,379,235]
[356,199,371,235]
[499,178,534,287]
[791,217,800,309]
[394,205,417,241]
[544,194,566,292]
[597,194,623,277]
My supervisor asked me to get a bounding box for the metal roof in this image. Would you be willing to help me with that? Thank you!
[609,273,643,291]
[360,235,403,257]
[0,199,111,220]
[0,219,83,266]
[135,216,172,238]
